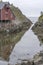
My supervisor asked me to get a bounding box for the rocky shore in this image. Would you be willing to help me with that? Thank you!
[0,4,32,61]
[14,51,43,65]
[32,15,43,44]
[32,14,43,65]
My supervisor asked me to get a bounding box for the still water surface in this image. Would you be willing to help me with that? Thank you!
[9,17,42,65]
[0,17,43,65]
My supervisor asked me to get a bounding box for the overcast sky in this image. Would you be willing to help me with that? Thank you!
[3,0,43,17]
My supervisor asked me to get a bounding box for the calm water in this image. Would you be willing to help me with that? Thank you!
[9,17,42,65]
[0,17,43,65]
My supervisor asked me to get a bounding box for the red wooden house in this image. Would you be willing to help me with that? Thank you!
[0,2,15,21]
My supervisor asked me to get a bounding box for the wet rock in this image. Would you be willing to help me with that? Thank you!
[33,51,43,65]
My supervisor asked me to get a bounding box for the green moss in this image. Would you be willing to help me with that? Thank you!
[38,15,43,22]
[0,4,32,60]
[12,31,25,43]
[0,31,25,60]
[10,5,31,23]
[32,15,43,43]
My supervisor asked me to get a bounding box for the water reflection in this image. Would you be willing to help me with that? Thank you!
[9,20,42,64]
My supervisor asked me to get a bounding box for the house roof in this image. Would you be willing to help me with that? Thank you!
[0,2,10,9]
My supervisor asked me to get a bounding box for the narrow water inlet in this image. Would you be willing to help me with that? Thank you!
[0,17,43,65]
[9,18,43,65]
